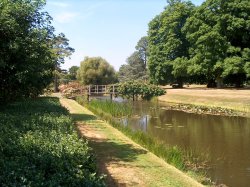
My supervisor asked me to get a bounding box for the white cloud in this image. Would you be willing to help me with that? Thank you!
[48,1,69,8]
[54,12,78,23]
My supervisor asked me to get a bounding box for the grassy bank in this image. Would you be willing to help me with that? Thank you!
[159,88,250,115]
[79,98,209,185]
[62,98,204,186]
[0,97,104,186]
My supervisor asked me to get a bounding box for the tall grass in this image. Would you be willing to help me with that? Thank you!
[84,101,209,175]
[0,97,105,186]
[87,99,132,117]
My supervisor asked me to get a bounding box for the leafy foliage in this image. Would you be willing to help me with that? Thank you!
[0,0,74,102]
[77,57,117,85]
[183,0,250,87]
[116,81,166,101]
[118,51,148,82]
[147,0,250,87]
[148,0,194,86]
[118,37,148,82]
[68,66,79,80]
[52,33,75,92]
[0,0,54,102]
[0,97,105,186]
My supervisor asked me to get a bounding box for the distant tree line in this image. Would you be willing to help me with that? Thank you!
[147,0,250,88]
[118,36,148,82]
[56,0,250,89]
[0,0,73,103]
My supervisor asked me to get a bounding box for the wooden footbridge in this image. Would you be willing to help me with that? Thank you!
[86,85,119,100]
[65,84,119,100]
[87,85,118,95]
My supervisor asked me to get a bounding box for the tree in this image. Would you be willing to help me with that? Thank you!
[135,36,148,69]
[118,36,148,82]
[68,66,79,80]
[77,57,117,85]
[52,33,74,92]
[0,0,55,103]
[148,0,195,86]
[184,0,250,87]
[118,51,148,82]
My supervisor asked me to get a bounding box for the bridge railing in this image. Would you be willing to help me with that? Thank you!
[87,85,118,95]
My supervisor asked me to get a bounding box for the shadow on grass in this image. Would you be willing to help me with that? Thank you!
[90,139,147,162]
[73,112,149,186]
[71,113,97,121]
[89,138,148,187]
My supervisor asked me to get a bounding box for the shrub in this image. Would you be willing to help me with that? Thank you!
[0,97,105,186]
[116,81,166,101]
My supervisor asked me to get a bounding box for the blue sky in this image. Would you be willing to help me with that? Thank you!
[45,0,205,71]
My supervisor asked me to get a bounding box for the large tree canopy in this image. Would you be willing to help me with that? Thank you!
[184,0,250,87]
[147,0,249,87]
[148,0,195,86]
[0,0,54,102]
[0,0,73,102]
[77,57,117,85]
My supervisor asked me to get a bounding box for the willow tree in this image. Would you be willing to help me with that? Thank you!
[77,57,117,85]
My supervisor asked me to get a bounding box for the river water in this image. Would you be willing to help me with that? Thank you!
[118,101,250,187]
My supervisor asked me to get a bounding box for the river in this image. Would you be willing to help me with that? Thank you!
[118,101,250,187]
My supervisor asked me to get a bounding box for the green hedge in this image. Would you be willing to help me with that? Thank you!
[0,97,105,187]
[116,81,166,100]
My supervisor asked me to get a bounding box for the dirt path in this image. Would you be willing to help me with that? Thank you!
[60,98,204,187]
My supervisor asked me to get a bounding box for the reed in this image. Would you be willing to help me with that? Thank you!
[87,99,132,117]
[84,102,209,173]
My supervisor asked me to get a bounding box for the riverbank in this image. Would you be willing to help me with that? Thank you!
[158,88,250,116]
[60,98,204,187]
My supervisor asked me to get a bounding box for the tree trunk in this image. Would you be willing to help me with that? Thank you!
[54,73,59,92]
[177,78,183,88]
[216,77,224,88]
[207,79,216,88]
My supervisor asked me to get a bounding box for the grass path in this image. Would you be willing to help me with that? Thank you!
[60,98,203,187]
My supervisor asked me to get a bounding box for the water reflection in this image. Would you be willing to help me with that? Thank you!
[121,101,250,187]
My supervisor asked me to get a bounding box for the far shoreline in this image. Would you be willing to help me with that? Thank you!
[158,85,250,118]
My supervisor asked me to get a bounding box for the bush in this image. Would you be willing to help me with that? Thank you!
[0,97,105,186]
[59,82,84,98]
[116,81,166,100]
